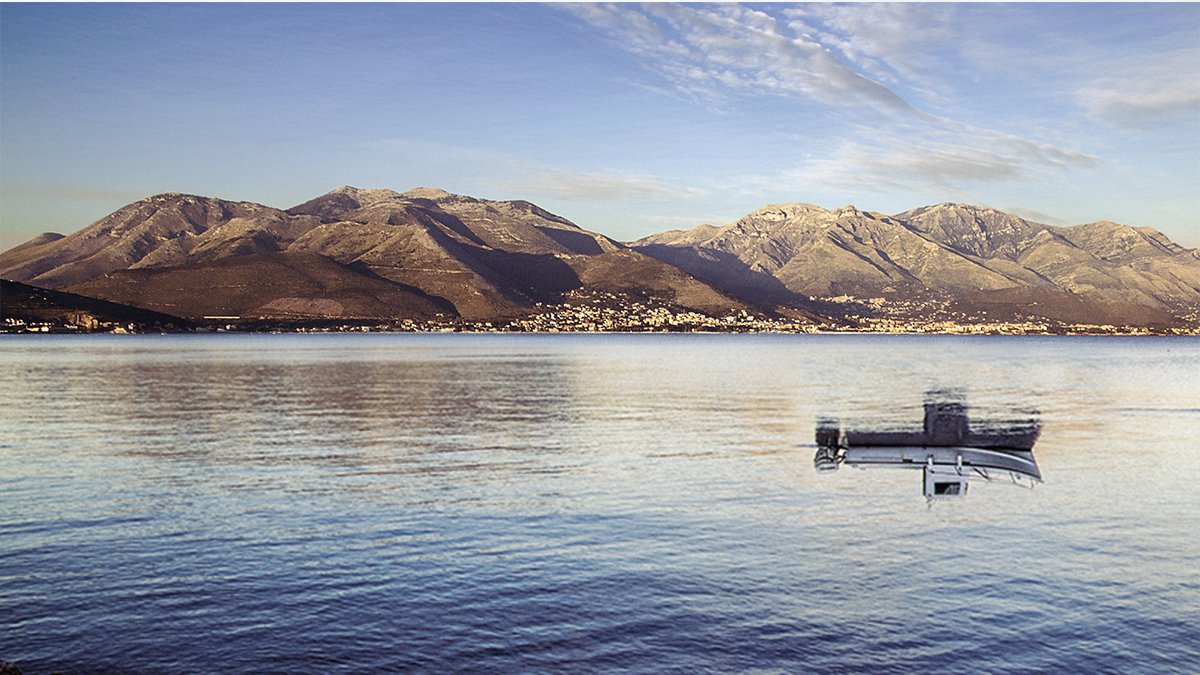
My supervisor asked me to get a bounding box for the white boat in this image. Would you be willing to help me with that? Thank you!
[815,397,1042,498]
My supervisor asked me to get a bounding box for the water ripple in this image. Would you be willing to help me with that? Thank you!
[2,334,1198,674]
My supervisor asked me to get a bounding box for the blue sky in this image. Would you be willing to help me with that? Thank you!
[2,2,1198,251]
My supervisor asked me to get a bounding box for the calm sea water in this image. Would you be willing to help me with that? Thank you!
[2,333,1198,674]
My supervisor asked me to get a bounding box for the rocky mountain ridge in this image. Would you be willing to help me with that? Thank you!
[0,187,750,322]
[634,201,1200,313]
[2,188,1197,327]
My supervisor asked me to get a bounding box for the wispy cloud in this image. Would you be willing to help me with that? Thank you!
[992,203,1068,227]
[486,166,698,201]
[783,3,958,94]
[786,132,1099,199]
[564,2,914,112]
[948,125,1103,174]
[565,2,1105,195]
[366,136,702,202]
[790,140,1019,194]
[1077,48,1200,130]
[640,212,736,228]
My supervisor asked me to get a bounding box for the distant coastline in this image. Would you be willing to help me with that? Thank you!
[4,188,1197,336]
[4,277,1196,337]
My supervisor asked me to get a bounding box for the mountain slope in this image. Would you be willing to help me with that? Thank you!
[64,252,456,320]
[282,186,743,318]
[2,187,754,322]
[1,279,194,330]
[898,205,1200,311]
[636,203,1042,299]
[0,194,317,289]
[947,287,1186,329]
[635,202,1200,315]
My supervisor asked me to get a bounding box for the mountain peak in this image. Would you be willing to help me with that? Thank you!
[402,187,454,200]
[287,186,408,220]
[747,203,827,221]
[135,192,202,206]
[328,185,406,204]
[909,202,979,217]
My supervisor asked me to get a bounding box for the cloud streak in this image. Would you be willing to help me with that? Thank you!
[783,3,958,93]
[486,166,695,201]
[566,2,1105,195]
[566,2,914,112]
[793,140,1027,194]
[1077,48,1200,130]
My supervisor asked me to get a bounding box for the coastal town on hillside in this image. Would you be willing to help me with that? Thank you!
[5,288,1196,336]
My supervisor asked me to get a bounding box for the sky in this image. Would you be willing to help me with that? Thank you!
[1,2,1198,252]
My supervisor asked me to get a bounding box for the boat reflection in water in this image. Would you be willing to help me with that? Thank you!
[815,393,1042,500]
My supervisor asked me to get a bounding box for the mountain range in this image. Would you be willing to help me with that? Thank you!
[0,187,753,323]
[633,202,1200,314]
[2,186,1197,328]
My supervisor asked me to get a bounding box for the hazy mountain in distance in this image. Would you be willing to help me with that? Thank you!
[634,202,1200,315]
[1,187,751,322]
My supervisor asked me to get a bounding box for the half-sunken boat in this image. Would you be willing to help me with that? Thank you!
[815,396,1041,498]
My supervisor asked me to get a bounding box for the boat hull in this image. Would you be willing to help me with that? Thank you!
[841,445,1042,482]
